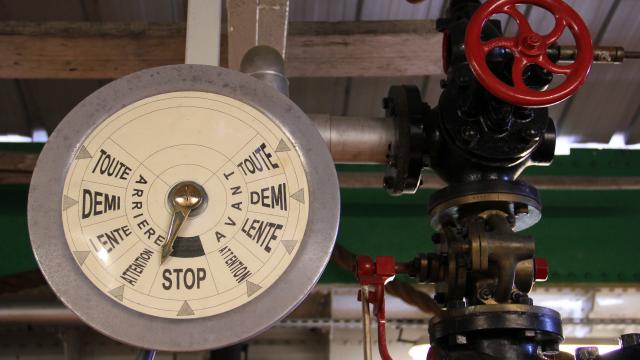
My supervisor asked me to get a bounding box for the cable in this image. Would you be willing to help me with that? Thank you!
[142,350,156,360]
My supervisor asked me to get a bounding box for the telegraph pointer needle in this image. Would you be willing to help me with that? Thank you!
[161,182,204,264]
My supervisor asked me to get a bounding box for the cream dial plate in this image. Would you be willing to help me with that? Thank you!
[62,91,309,319]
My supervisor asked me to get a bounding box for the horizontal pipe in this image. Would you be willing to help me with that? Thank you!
[553,46,640,64]
[1,115,640,189]
[0,301,79,324]
[0,290,330,323]
[237,43,390,162]
[309,114,393,164]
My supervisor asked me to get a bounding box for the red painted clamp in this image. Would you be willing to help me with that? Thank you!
[465,0,593,107]
[356,256,396,360]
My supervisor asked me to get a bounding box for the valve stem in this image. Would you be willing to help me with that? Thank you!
[549,45,640,64]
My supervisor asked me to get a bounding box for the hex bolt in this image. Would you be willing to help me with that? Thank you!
[461,126,479,143]
[522,127,540,141]
[447,300,466,309]
[541,342,560,355]
[511,291,533,305]
[456,73,471,87]
[455,335,467,345]
[514,107,534,122]
[487,101,513,133]
[523,34,543,51]
[478,287,493,301]
[575,346,600,360]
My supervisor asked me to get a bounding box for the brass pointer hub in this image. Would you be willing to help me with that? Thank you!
[161,181,206,264]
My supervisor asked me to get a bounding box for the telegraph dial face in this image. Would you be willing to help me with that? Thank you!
[28,65,339,351]
[62,90,310,318]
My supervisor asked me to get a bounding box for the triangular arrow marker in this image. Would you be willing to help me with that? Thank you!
[290,189,305,204]
[281,240,298,255]
[73,251,90,266]
[75,145,92,160]
[275,139,291,152]
[108,285,124,302]
[177,301,194,316]
[63,195,78,211]
[246,281,262,297]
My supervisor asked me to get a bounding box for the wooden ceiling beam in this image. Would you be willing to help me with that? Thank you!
[0,20,443,79]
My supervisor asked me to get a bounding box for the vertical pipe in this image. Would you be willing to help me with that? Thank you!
[240,45,289,96]
[361,286,373,360]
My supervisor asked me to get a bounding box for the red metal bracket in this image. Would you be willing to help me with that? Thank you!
[356,256,396,360]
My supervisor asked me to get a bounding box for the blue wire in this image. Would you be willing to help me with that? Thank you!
[143,350,157,360]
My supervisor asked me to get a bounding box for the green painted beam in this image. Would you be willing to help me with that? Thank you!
[2,145,640,284]
[0,185,35,276]
[0,142,44,152]
[4,184,640,283]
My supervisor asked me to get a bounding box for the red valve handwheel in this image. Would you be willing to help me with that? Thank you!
[464,0,593,107]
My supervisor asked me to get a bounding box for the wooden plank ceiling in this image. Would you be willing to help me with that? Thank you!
[0,21,441,79]
[0,0,638,144]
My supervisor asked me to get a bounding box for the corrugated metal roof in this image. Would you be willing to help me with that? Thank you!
[0,0,638,145]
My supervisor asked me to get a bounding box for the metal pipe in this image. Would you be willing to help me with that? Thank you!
[0,301,80,323]
[551,46,640,64]
[227,0,289,71]
[361,285,373,360]
[309,114,393,164]
[240,45,289,96]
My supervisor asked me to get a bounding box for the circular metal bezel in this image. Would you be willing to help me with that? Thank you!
[28,65,340,351]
